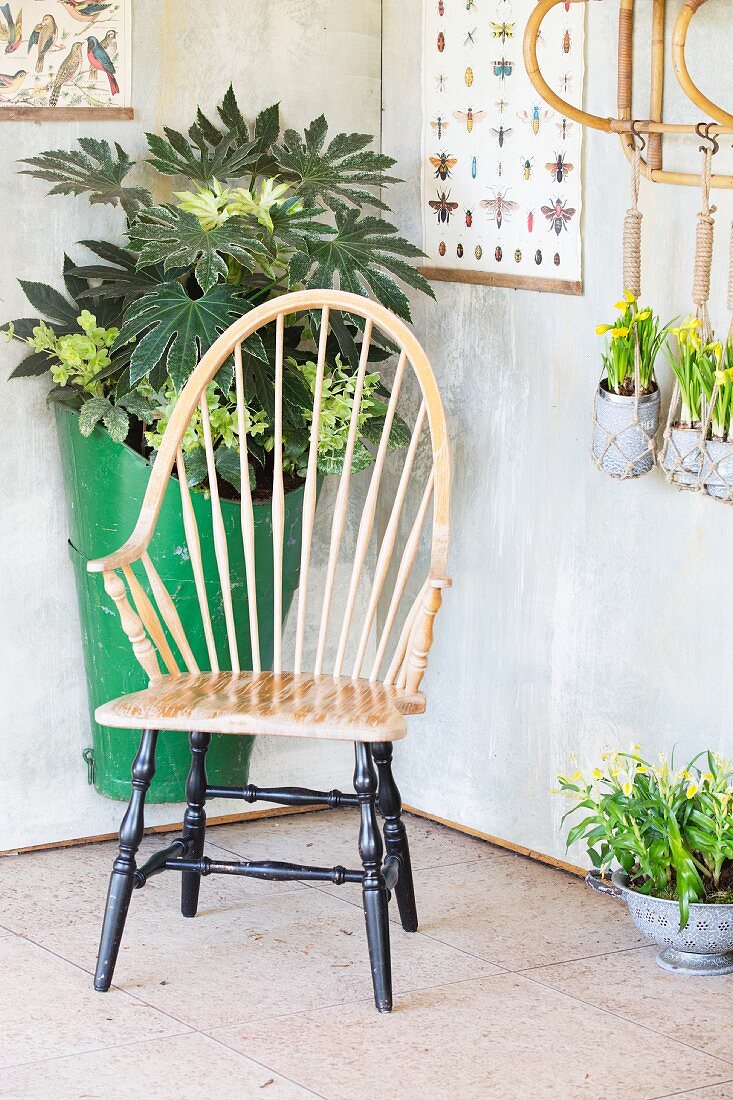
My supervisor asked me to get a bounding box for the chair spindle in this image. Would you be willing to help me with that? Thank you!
[200,395,240,671]
[272,313,286,674]
[176,447,219,672]
[233,341,261,673]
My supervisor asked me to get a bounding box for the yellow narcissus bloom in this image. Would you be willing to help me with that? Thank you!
[592,767,603,780]
[570,771,582,782]
[686,783,699,799]
[614,300,628,311]
[622,780,633,796]
[611,326,630,339]
[623,288,637,303]
[596,323,612,335]
[715,369,727,385]
[635,310,651,322]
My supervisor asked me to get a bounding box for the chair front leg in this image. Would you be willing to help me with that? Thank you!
[181,731,211,918]
[354,742,392,1013]
[94,728,158,992]
[373,741,418,932]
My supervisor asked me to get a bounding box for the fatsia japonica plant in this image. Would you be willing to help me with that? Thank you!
[4,88,432,496]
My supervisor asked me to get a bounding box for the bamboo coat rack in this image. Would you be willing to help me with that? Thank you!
[523,0,733,188]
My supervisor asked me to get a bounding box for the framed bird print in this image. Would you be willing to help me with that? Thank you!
[420,0,584,294]
[0,0,132,119]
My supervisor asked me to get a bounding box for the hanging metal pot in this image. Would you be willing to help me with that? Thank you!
[661,424,703,488]
[592,380,659,478]
[701,438,733,500]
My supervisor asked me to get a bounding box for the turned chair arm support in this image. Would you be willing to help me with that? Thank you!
[403,573,451,694]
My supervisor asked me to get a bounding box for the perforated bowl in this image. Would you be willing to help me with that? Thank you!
[612,871,733,975]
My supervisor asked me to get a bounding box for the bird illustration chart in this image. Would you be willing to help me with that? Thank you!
[0,1,130,114]
[421,0,584,294]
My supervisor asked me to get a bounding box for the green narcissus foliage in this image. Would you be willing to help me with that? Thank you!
[6,85,434,496]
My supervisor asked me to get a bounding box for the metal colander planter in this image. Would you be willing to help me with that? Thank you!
[612,871,733,975]
[661,424,703,489]
[701,438,733,500]
[592,381,659,479]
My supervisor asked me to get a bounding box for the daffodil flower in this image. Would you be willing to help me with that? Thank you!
[686,783,698,799]
[611,326,629,339]
[623,288,637,304]
[596,323,612,335]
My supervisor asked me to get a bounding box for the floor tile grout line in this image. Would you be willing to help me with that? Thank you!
[650,1082,733,1100]
[514,943,654,971]
[1,1029,196,1073]
[197,1031,329,1100]
[515,967,733,1068]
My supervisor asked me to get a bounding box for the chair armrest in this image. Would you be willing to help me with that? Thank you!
[87,536,146,574]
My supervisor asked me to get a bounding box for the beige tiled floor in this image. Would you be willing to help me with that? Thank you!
[2,810,733,1100]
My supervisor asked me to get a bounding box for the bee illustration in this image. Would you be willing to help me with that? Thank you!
[437,31,445,52]
[517,103,553,136]
[546,151,573,183]
[465,66,474,86]
[457,242,464,258]
[562,28,571,53]
[491,21,515,43]
[556,117,573,140]
[431,115,450,140]
[493,57,514,85]
[514,249,522,263]
[429,189,459,225]
[453,106,486,133]
[475,244,483,260]
[438,0,444,13]
[527,208,535,233]
[535,249,543,265]
[465,208,473,228]
[464,27,478,46]
[471,155,477,178]
[480,187,518,229]
[492,124,512,148]
[541,196,576,236]
[438,240,446,257]
[520,156,535,180]
[557,72,573,95]
[435,73,448,93]
[554,252,561,266]
[495,245,503,262]
[429,151,458,181]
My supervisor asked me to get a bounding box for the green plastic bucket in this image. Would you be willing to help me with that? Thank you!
[56,404,304,802]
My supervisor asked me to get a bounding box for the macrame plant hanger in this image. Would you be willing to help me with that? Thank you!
[592,134,656,479]
[660,127,718,491]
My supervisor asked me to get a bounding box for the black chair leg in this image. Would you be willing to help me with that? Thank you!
[373,741,419,932]
[94,729,158,992]
[355,742,392,1013]
[181,731,211,918]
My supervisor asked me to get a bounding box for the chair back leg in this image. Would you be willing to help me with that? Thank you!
[354,742,393,1013]
[94,728,158,992]
[373,742,419,932]
[181,731,211,918]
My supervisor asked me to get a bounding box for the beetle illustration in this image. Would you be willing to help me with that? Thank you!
[535,249,543,265]
[475,244,483,260]
[438,0,444,14]
[556,117,573,141]
[527,208,535,233]
[514,249,522,263]
[430,114,449,140]
[429,151,458,181]
[518,103,554,136]
[465,66,474,87]
[491,21,514,43]
[542,196,576,235]
[429,190,459,224]
[546,151,573,183]
[465,208,473,228]
[520,156,535,180]
[457,242,464,258]
[495,245,503,262]
[437,31,445,52]
[471,155,477,178]
[562,28,571,53]
[492,124,512,148]
[554,252,561,266]
[453,106,486,133]
[493,57,514,85]
[438,240,446,257]
[480,187,518,229]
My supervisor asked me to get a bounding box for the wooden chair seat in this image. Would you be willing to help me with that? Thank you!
[95,672,425,741]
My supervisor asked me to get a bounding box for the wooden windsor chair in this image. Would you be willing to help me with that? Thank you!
[91,289,450,1013]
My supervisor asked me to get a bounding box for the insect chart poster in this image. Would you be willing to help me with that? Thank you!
[0,1,131,117]
[421,0,584,294]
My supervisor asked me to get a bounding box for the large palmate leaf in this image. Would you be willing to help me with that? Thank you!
[19,139,151,221]
[69,240,169,303]
[273,116,401,212]
[127,206,269,293]
[145,89,278,185]
[112,281,257,390]
[299,208,434,322]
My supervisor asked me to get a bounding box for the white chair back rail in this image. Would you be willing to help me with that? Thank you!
[88,290,450,697]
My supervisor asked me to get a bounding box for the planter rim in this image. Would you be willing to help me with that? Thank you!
[597,379,659,406]
[612,870,733,914]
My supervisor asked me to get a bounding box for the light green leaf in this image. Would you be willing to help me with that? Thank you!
[78,396,112,437]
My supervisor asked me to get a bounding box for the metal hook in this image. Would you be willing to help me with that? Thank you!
[630,120,647,152]
[696,121,720,155]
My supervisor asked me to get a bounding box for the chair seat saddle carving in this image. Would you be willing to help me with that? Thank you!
[96,672,425,740]
[90,289,450,1014]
